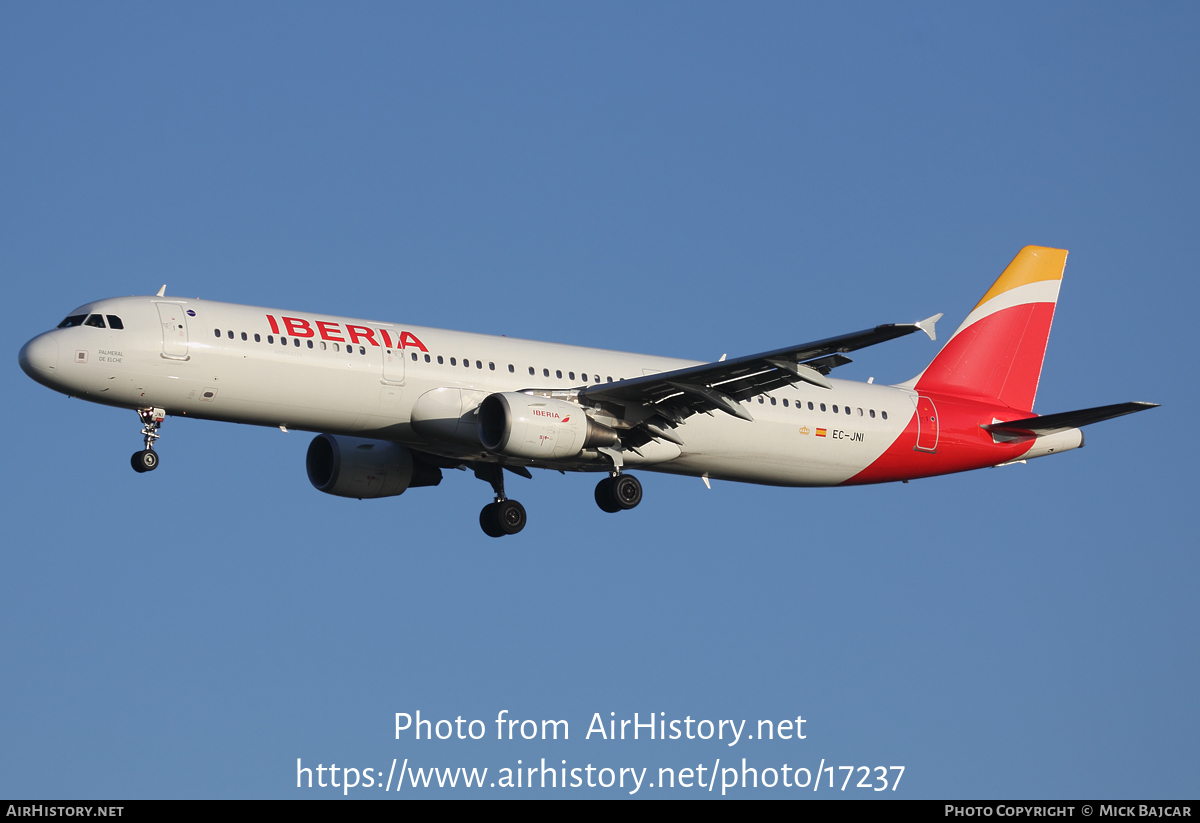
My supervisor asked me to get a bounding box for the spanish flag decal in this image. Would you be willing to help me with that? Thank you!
[816,428,827,437]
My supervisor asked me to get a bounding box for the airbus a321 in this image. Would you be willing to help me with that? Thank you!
[19,246,1156,537]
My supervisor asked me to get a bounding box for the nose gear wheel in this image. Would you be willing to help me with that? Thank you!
[131,450,159,473]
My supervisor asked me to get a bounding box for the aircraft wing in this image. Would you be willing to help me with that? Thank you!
[579,315,941,444]
[981,401,1159,435]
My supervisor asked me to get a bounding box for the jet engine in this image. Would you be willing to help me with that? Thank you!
[478,393,620,460]
[306,434,442,499]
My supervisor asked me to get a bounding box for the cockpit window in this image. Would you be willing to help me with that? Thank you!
[57,315,87,328]
[84,314,107,328]
[106,315,124,329]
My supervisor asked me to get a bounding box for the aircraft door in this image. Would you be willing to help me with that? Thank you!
[156,303,190,360]
[914,395,939,452]
[382,333,406,386]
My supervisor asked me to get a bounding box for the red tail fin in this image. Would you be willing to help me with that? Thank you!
[913,246,1067,412]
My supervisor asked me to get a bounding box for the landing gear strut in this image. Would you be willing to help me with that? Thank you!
[475,464,527,537]
[131,407,165,473]
[595,472,642,513]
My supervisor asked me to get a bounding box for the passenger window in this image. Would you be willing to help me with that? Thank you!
[845,406,850,415]
[832,405,838,413]
[293,338,300,347]
[758,397,764,404]
[820,403,826,412]
[356,346,363,354]
[857,408,863,416]
[320,341,327,350]
[569,372,575,380]
[228,330,234,339]
[544,368,550,377]
[476,360,482,369]
[528,366,534,375]
[241,332,247,341]
[464,359,470,368]
[882,411,888,420]
[783,399,789,407]
[607,376,613,382]
[267,335,274,344]
[411,352,417,360]
[556,370,562,379]
[437,356,444,364]
[281,337,288,345]
[450,358,457,366]
[770,397,776,405]
[106,315,124,329]
[425,354,431,362]
[214,328,221,337]
[57,315,87,328]
[254,334,261,342]
[869,409,876,418]
[307,340,313,349]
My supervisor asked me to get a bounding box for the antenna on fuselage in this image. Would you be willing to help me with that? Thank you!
[156,285,166,297]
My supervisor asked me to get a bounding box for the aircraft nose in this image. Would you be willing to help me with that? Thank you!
[18,332,59,381]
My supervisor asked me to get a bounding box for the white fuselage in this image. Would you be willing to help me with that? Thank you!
[21,295,919,486]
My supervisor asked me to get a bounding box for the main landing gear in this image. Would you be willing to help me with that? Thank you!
[131,407,165,473]
[475,464,527,538]
[595,472,642,513]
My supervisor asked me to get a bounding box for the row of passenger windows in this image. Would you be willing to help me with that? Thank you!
[414,353,617,383]
[749,394,888,419]
[212,328,619,382]
[208,328,890,418]
[215,328,369,354]
[58,314,124,329]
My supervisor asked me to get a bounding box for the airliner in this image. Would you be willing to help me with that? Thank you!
[18,246,1156,537]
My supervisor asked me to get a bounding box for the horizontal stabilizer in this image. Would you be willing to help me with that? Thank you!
[982,401,1159,435]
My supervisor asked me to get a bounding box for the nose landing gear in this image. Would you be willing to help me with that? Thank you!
[595,472,642,513]
[131,408,165,473]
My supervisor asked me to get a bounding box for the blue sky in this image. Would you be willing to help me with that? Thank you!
[1,2,1196,798]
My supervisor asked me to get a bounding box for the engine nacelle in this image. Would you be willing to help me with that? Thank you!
[306,434,442,499]
[478,393,620,460]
